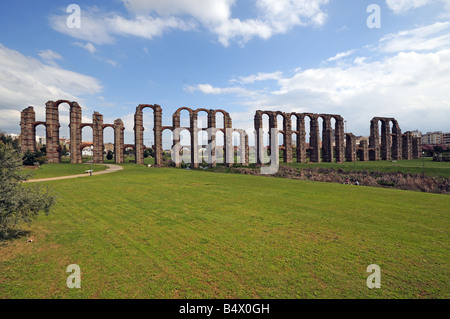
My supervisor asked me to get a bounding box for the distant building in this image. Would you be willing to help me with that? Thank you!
[422,131,443,145]
[59,138,70,146]
[36,136,46,146]
[443,132,450,146]
[82,146,93,156]
[104,142,114,153]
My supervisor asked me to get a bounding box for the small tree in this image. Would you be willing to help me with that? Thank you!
[0,132,20,152]
[0,143,55,239]
[106,150,114,160]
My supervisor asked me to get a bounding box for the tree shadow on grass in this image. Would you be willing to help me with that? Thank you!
[0,229,32,246]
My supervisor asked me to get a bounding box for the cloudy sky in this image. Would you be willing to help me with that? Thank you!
[1,0,449,147]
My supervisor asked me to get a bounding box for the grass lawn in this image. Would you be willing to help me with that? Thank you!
[1,164,448,299]
[24,163,108,179]
[284,158,450,178]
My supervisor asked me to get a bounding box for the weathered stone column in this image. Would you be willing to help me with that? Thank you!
[402,132,413,160]
[268,112,278,164]
[134,107,144,165]
[190,112,199,168]
[114,119,124,164]
[334,117,345,162]
[369,119,380,161]
[391,121,402,160]
[322,116,333,162]
[359,140,369,161]
[208,111,216,167]
[234,129,247,165]
[345,133,357,162]
[154,105,163,167]
[381,120,391,160]
[284,114,293,163]
[224,114,233,167]
[309,116,321,163]
[20,106,36,154]
[172,112,181,167]
[92,112,104,163]
[297,115,306,163]
[70,102,82,164]
[245,133,249,166]
[45,101,61,163]
[412,137,422,159]
[254,111,264,165]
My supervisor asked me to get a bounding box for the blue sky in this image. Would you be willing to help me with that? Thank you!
[1,0,449,147]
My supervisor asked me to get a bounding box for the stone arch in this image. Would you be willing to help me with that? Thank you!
[46,100,82,164]
[213,109,227,129]
[369,117,400,161]
[135,104,162,166]
[304,113,320,163]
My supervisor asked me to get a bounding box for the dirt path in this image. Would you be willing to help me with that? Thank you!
[24,164,124,183]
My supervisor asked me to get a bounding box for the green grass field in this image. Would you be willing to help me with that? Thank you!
[1,164,449,299]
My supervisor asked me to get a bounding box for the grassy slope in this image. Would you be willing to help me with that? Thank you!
[1,165,448,299]
[284,158,450,178]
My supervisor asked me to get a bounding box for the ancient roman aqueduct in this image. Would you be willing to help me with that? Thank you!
[20,100,422,168]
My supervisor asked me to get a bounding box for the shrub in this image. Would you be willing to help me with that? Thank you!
[0,143,55,239]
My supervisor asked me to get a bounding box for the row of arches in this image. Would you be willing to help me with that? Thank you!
[254,111,345,164]
[20,101,125,164]
[20,101,422,167]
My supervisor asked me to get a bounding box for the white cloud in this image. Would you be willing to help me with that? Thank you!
[184,83,257,96]
[186,23,450,135]
[50,1,330,47]
[326,50,355,62]
[231,71,283,84]
[49,8,116,45]
[38,49,62,66]
[386,0,432,14]
[380,21,450,52]
[74,42,97,53]
[0,43,102,133]
[386,0,450,14]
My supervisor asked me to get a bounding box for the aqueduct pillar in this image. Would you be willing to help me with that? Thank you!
[20,107,36,154]
[334,117,345,162]
[309,116,321,163]
[296,115,307,163]
[92,112,104,163]
[322,116,333,163]
[369,119,380,161]
[345,133,357,162]
[114,119,124,164]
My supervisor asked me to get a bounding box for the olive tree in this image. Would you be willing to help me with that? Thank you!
[0,142,55,239]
